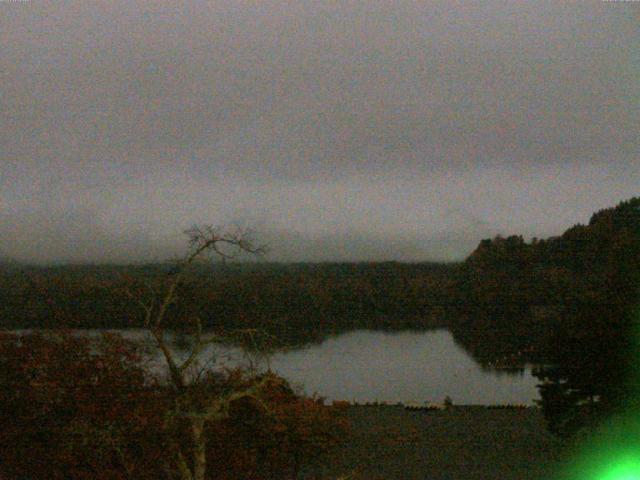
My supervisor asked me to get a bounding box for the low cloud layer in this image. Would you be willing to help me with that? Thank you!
[1,1,638,263]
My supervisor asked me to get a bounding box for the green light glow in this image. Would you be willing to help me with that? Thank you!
[553,307,640,480]
[597,456,640,480]
[557,412,640,480]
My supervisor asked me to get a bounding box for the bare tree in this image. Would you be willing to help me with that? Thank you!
[125,225,278,480]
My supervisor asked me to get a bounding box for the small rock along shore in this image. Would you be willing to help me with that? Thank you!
[308,405,568,480]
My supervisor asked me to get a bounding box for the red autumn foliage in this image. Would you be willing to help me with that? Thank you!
[0,330,168,480]
[208,376,349,479]
[0,331,348,480]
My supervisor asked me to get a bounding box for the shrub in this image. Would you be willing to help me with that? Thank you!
[0,331,349,479]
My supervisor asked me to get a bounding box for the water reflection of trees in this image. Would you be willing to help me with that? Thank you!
[447,306,546,368]
[164,318,535,378]
[480,366,526,377]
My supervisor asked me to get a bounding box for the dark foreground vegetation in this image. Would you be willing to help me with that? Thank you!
[0,197,638,477]
[0,331,562,480]
[0,330,349,479]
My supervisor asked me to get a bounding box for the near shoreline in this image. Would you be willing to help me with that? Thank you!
[308,405,566,480]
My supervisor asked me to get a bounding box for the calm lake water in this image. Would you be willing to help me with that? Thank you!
[70,328,541,406]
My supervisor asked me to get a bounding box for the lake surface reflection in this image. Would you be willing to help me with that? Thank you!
[270,330,540,405]
[75,328,540,405]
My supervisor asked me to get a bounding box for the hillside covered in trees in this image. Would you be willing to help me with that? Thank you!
[448,197,640,364]
[450,197,640,436]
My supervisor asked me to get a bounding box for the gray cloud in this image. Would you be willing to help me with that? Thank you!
[1,1,638,263]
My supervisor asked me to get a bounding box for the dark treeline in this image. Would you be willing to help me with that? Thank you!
[0,261,455,346]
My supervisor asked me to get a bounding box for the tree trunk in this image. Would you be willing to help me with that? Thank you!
[191,418,207,480]
[177,452,193,480]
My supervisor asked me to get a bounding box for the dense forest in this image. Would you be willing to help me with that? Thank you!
[446,197,640,436]
[0,261,455,345]
[448,197,640,366]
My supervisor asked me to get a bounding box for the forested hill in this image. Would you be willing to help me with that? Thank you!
[448,196,640,366]
[466,196,640,281]
[459,196,640,307]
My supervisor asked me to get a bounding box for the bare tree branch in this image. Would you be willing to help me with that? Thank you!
[16,225,274,480]
[179,316,205,374]
[122,224,269,480]
[124,288,153,327]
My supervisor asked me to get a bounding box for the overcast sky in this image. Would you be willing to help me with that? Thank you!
[1,1,638,263]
